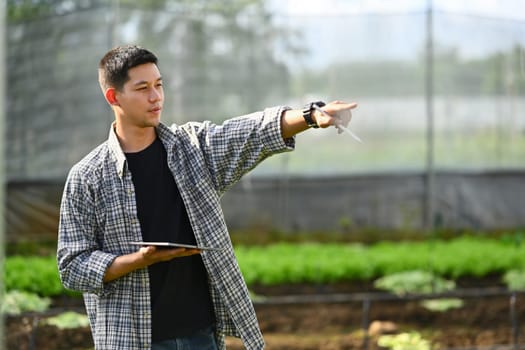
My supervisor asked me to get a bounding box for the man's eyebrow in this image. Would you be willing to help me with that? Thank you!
[133,77,163,86]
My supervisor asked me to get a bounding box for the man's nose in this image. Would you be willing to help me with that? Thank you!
[149,88,162,102]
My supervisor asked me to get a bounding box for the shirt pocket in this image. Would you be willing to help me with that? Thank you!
[98,204,140,253]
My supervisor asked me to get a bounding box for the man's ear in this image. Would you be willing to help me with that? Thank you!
[105,88,119,106]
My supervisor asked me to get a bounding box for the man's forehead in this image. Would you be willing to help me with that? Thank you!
[127,63,162,83]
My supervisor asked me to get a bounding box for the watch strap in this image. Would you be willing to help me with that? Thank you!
[302,101,325,128]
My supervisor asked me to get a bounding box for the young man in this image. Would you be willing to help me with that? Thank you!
[57,45,357,350]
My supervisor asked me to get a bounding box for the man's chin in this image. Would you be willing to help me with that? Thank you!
[145,117,161,128]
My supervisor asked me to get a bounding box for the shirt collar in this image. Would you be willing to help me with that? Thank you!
[156,122,177,147]
[107,122,177,178]
[107,122,127,178]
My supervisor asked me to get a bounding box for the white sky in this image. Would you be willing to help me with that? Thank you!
[267,0,525,68]
[270,0,525,21]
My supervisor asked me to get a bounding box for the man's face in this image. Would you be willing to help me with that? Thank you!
[114,62,164,128]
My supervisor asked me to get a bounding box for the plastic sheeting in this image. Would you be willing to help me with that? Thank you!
[6,171,525,242]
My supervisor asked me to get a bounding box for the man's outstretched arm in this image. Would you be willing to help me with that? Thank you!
[280,100,357,139]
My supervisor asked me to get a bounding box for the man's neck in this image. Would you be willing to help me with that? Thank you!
[114,123,157,153]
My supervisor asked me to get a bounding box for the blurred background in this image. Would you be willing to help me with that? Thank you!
[3,1,525,349]
[4,0,525,241]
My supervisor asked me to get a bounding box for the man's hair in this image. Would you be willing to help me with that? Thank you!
[98,45,158,92]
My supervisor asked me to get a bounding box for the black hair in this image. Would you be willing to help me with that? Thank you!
[98,45,158,91]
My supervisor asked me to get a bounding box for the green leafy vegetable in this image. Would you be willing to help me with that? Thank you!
[44,311,90,329]
[1,290,51,315]
[373,270,455,295]
[378,332,432,350]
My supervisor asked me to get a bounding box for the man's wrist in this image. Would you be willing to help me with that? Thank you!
[302,101,325,128]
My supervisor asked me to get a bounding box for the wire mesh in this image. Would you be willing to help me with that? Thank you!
[5,1,525,180]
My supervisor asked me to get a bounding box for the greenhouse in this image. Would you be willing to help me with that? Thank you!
[2,0,525,349]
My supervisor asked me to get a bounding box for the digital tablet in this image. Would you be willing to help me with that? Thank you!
[129,241,224,252]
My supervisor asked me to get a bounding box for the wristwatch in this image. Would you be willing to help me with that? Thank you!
[302,101,325,128]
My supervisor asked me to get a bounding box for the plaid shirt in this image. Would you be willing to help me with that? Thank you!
[57,106,293,350]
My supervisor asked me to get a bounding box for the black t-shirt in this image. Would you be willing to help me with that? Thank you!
[125,137,215,341]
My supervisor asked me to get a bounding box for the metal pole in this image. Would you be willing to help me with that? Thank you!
[362,298,371,350]
[109,0,120,48]
[510,292,519,350]
[424,0,435,232]
[280,154,290,232]
[106,0,120,126]
[0,0,6,348]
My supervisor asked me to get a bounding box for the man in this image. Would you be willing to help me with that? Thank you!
[57,45,357,350]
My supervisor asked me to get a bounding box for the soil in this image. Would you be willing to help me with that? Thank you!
[6,277,525,350]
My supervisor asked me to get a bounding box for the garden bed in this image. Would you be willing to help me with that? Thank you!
[7,277,525,350]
